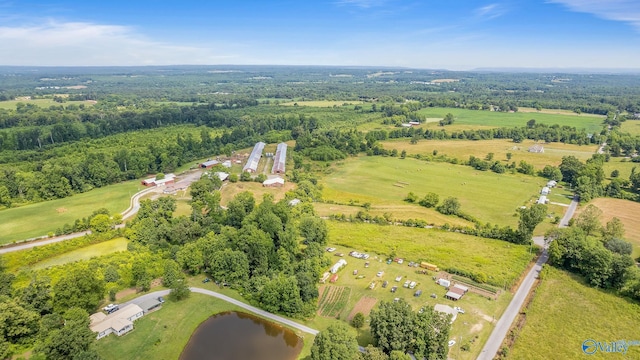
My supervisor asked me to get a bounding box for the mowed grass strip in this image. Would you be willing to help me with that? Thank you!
[578,198,640,258]
[32,237,128,269]
[321,156,541,227]
[414,107,605,132]
[509,267,640,359]
[381,138,596,170]
[620,120,640,136]
[0,180,142,245]
[0,98,95,110]
[327,221,533,288]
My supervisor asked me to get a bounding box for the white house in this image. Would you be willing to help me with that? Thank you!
[90,304,144,340]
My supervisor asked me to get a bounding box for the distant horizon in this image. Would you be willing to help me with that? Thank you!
[1,64,640,75]
[1,1,639,70]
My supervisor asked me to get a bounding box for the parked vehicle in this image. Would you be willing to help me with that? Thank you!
[103,304,119,314]
[414,290,422,297]
[391,286,398,293]
[382,281,389,288]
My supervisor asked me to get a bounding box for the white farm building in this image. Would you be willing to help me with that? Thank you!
[243,142,265,173]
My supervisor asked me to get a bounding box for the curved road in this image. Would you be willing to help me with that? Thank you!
[478,195,579,360]
[122,287,319,335]
[0,170,203,255]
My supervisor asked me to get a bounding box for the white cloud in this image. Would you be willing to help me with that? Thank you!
[0,21,237,66]
[475,3,508,20]
[548,0,640,29]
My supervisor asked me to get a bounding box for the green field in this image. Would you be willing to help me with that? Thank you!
[380,138,596,170]
[327,221,533,288]
[0,98,95,109]
[620,120,640,135]
[414,107,605,133]
[0,181,142,244]
[320,156,543,227]
[280,100,363,107]
[317,237,518,360]
[32,237,128,269]
[509,267,640,359]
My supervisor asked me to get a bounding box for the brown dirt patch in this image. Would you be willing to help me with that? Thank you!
[347,296,378,321]
[56,207,67,213]
[470,323,483,333]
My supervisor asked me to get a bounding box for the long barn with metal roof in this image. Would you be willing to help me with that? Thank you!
[271,142,287,174]
[243,142,265,173]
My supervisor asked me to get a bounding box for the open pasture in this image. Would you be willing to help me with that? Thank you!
[279,100,363,107]
[219,181,295,206]
[414,107,605,133]
[0,180,142,245]
[620,120,640,135]
[32,237,128,269]
[381,138,596,170]
[321,156,542,227]
[578,198,640,258]
[508,267,640,359]
[0,98,95,110]
[327,221,533,288]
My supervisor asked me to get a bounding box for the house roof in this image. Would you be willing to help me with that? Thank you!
[138,298,162,312]
[453,283,469,292]
[201,160,219,167]
[90,304,143,334]
[263,177,285,185]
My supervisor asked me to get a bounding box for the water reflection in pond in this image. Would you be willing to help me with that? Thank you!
[179,311,303,360]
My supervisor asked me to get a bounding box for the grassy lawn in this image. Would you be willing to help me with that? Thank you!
[315,233,520,360]
[0,180,143,245]
[509,267,640,359]
[578,198,640,259]
[32,237,128,270]
[601,157,639,182]
[219,181,294,206]
[320,156,543,227]
[414,107,605,133]
[327,221,533,289]
[380,138,596,171]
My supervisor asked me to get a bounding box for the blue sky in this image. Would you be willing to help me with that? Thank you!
[0,0,639,69]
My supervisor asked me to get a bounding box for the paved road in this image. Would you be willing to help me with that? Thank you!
[0,171,203,255]
[122,287,319,335]
[477,195,579,360]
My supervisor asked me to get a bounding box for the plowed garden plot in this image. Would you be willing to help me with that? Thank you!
[347,296,378,321]
[317,286,351,317]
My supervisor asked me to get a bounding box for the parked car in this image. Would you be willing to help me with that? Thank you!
[395,276,403,282]
[103,304,119,314]
[454,306,465,314]
[376,271,384,277]
[202,278,211,283]
[391,286,398,293]
[326,247,336,252]
[382,281,388,288]
[157,296,165,303]
[403,280,410,288]
[414,290,422,297]
[430,293,437,298]
[409,281,417,289]
[353,269,358,275]
[334,253,344,257]
[448,340,456,347]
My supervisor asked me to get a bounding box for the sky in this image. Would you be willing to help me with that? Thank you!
[0,0,639,70]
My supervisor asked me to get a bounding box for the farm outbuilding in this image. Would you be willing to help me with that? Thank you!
[437,278,451,287]
[445,291,463,301]
[141,173,176,187]
[271,142,287,174]
[537,196,548,205]
[330,274,339,283]
[330,259,347,274]
[213,172,229,181]
[243,142,265,173]
[541,186,550,195]
[453,284,469,293]
[547,180,557,188]
[200,160,219,169]
[222,160,232,168]
[263,177,285,187]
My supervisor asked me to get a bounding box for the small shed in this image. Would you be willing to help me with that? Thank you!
[445,291,462,301]
[437,278,451,288]
[222,160,232,168]
[329,274,339,283]
[263,177,285,187]
[453,284,469,293]
[320,272,331,283]
[200,160,220,169]
[213,172,229,181]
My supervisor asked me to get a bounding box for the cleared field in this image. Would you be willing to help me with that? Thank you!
[327,221,533,288]
[319,239,517,360]
[381,138,596,170]
[517,107,603,117]
[414,107,605,132]
[0,98,95,109]
[578,198,640,258]
[0,180,142,245]
[314,203,473,228]
[509,267,640,359]
[321,156,542,227]
[620,120,640,136]
[32,237,128,269]
[280,100,363,107]
[219,181,294,206]
[602,157,639,181]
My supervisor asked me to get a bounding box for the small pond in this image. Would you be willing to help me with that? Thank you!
[179,311,303,360]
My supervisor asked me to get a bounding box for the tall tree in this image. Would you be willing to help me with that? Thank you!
[310,323,359,360]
